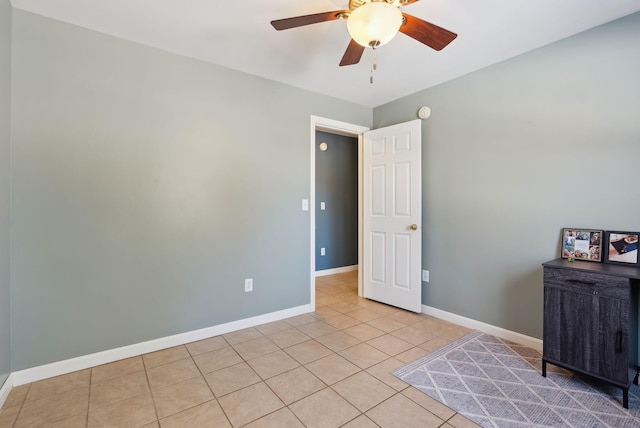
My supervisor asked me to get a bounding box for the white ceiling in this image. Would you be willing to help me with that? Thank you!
[9,0,640,107]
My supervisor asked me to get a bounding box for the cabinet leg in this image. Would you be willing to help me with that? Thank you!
[542,360,546,377]
[634,370,639,385]
[623,388,629,409]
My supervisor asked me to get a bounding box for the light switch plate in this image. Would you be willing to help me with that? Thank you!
[302,199,309,211]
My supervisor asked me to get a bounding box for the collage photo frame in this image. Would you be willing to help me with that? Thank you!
[562,228,603,262]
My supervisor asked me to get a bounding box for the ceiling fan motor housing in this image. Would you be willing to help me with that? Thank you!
[349,0,406,10]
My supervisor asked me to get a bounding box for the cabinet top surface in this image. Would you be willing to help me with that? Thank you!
[543,258,640,280]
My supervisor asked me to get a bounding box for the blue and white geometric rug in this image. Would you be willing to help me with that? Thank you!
[393,331,640,427]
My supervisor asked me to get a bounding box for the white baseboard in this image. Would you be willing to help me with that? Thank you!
[11,304,312,387]
[422,304,543,351]
[315,265,358,277]
[0,374,13,409]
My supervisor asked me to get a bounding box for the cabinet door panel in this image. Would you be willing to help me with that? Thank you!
[543,286,597,372]
[598,296,629,384]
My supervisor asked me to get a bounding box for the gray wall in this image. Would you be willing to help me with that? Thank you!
[10,10,371,370]
[315,131,358,271]
[373,12,640,339]
[0,0,11,387]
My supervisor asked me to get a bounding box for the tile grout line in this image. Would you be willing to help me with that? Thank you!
[85,369,93,427]
[9,383,29,428]
[140,351,161,426]
[185,344,233,428]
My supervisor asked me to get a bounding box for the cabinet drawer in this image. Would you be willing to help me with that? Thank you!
[544,267,629,300]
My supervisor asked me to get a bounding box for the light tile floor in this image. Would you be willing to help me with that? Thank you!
[0,271,481,427]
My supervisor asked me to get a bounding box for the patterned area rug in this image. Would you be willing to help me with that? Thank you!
[393,331,640,427]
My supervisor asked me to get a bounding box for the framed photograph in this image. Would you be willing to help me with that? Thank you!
[604,231,640,266]
[561,228,603,262]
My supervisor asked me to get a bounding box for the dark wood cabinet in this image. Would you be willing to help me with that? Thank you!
[542,259,639,408]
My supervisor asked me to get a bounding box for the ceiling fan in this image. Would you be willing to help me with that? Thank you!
[271,0,457,66]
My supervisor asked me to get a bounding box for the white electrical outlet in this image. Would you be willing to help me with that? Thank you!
[320,202,326,210]
[320,248,326,256]
[244,278,253,292]
[422,270,430,282]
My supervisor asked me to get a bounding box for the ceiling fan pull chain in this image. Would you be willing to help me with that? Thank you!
[370,55,377,84]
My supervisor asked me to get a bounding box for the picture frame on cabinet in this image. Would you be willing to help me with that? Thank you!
[561,228,603,262]
[604,231,640,266]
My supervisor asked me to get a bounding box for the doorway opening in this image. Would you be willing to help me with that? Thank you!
[315,130,358,274]
[309,116,369,310]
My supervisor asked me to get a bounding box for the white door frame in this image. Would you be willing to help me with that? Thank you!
[309,116,369,309]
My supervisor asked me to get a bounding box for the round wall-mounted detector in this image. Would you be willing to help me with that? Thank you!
[418,106,431,120]
[319,142,328,151]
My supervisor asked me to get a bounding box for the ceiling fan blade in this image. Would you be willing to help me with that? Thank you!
[400,14,457,51]
[271,10,349,31]
[339,39,365,66]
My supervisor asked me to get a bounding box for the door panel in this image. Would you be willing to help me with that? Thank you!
[394,233,411,289]
[371,232,386,283]
[363,120,422,312]
[394,162,411,216]
[371,166,386,216]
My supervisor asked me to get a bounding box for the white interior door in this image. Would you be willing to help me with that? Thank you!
[363,120,422,312]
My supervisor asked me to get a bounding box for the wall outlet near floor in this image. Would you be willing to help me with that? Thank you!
[422,270,429,282]
[244,278,253,292]
[320,248,326,256]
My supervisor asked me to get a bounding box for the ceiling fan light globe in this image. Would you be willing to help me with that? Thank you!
[347,2,402,48]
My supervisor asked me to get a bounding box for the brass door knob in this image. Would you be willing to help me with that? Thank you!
[410,224,418,231]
